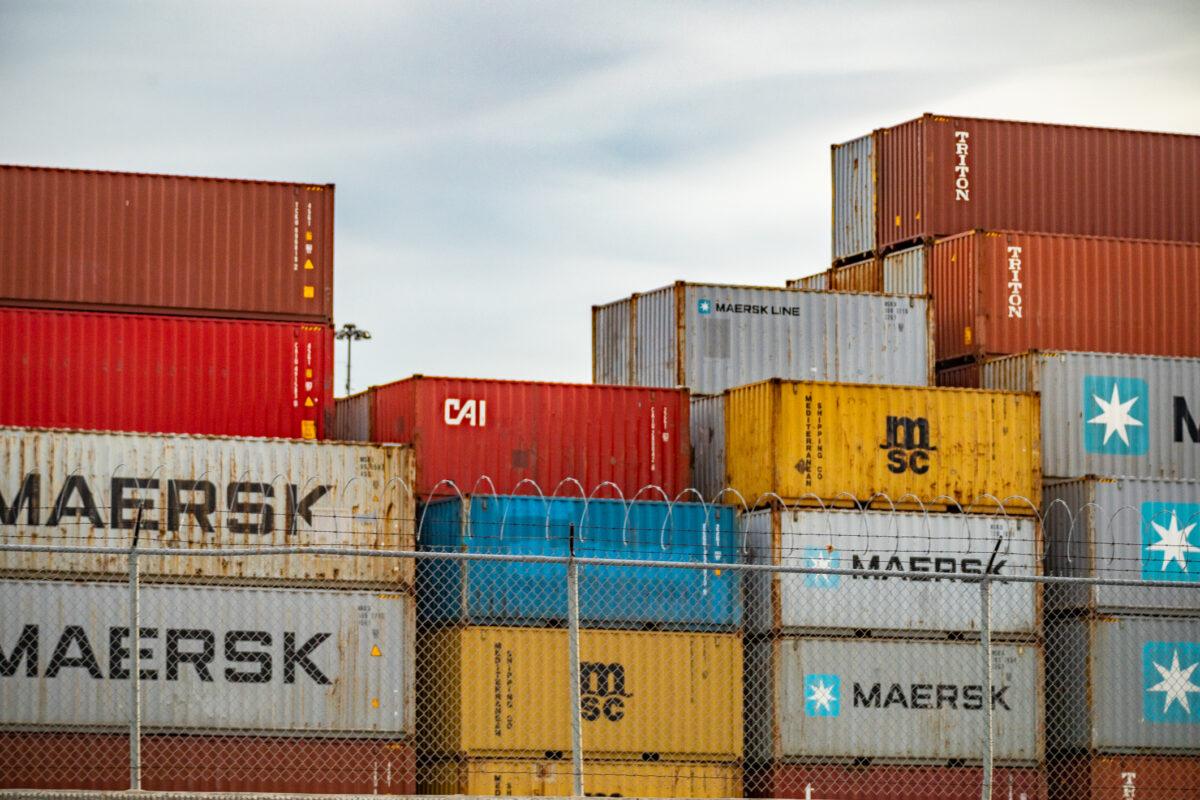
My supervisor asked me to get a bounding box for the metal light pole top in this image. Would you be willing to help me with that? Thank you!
[335,323,372,395]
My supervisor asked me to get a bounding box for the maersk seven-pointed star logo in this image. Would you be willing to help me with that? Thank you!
[1143,642,1200,724]
[803,547,841,588]
[1142,503,1200,582]
[697,299,712,315]
[1083,375,1149,456]
[804,673,841,717]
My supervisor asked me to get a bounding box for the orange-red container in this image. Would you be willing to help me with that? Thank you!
[1052,754,1200,800]
[334,376,691,498]
[750,763,1048,800]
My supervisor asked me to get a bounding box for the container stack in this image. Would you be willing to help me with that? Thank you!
[0,166,422,794]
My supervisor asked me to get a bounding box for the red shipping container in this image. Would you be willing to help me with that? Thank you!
[874,114,1199,256]
[931,231,1198,363]
[1052,755,1200,800]
[0,165,333,323]
[334,376,691,499]
[0,307,332,439]
[0,732,415,794]
[750,763,1048,800]
[936,362,981,388]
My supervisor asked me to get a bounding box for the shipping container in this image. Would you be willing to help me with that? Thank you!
[937,362,981,389]
[788,272,830,290]
[333,376,691,499]
[0,426,415,586]
[725,381,1040,514]
[0,307,332,440]
[932,232,1200,364]
[690,394,727,502]
[419,626,742,760]
[592,283,933,394]
[741,507,1039,636]
[0,165,333,323]
[1045,614,1200,753]
[789,248,929,297]
[419,495,740,629]
[980,352,1200,481]
[750,763,1048,800]
[831,114,1200,262]
[746,637,1044,764]
[1043,478,1200,615]
[0,732,414,794]
[0,579,415,735]
[420,757,741,797]
[1051,754,1200,800]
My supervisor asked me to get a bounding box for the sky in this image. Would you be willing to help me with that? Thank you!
[3,1,1199,392]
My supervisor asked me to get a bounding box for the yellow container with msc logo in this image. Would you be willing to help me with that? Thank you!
[419,757,742,797]
[725,379,1040,514]
[418,626,742,760]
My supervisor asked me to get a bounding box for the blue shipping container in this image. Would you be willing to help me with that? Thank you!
[418,495,741,629]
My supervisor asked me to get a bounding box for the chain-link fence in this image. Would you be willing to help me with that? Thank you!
[2,491,1199,799]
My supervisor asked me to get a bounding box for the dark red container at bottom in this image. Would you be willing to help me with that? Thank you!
[749,763,1048,800]
[0,732,415,794]
[1051,755,1200,800]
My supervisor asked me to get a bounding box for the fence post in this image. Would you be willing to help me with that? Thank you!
[128,507,143,792]
[980,537,1002,800]
[566,522,584,796]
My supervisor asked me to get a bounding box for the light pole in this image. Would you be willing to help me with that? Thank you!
[335,323,372,395]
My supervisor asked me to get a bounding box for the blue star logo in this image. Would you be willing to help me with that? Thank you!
[1083,375,1149,456]
[804,673,840,717]
[697,299,712,315]
[1143,641,1200,724]
[803,547,840,588]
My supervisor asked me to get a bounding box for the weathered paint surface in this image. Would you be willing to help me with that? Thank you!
[420,758,741,797]
[725,380,1040,514]
[1051,754,1200,800]
[0,426,415,586]
[420,626,742,759]
[750,763,1048,800]
[690,394,726,502]
[742,507,1039,635]
[0,580,415,735]
[831,134,876,262]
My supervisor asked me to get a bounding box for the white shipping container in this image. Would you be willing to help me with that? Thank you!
[0,426,415,586]
[741,508,1040,636]
[981,352,1200,480]
[592,283,932,394]
[0,579,415,735]
[747,637,1043,764]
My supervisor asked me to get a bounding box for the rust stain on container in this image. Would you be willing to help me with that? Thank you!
[0,164,333,323]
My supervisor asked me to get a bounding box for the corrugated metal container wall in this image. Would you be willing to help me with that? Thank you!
[936,362,981,388]
[0,308,333,440]
[0,733,415,794]
[592,284,933,394]
[0,165,334,323]
[592,295,634,384]
[330,387,372,441]
[829,260,883,293]
[418,495,740,629]
[747,637,1043,764]
[871,114,1200,258]
[335,377,691,499]
[725,381,1041,514]
[421,759,741,798]
[0,580,415,735]
[1046,615,1200,753]
[690,394,726,501]
[742,508,1039,636]
[882,244,929,294]
[785,272,830,290]
[420,626,742,759]
[750,764,1048,800]
[831,135,876,262]
[981,352,1200,480]
[1044,477,1200,615]
[0,426,415,586]
[932,231,1200,363]
[1051,754,1200,800]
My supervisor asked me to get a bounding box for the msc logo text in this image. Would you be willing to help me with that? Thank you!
[879,416,937,474]
[579,661,632,722]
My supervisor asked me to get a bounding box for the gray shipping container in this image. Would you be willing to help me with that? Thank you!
[592,283,932,394]
[0,426,415,586]
[1046,614,1200,753]
[788,273,829,291]
[690,395,726,502]
[832,135,875,262]
[881,244,928,295]
[1043,477,1200,615]
[0,579,415,735]
[787,247,927,296]
[980,352,1200,480]
[747,637,1043,764]
[741,508,1040,636]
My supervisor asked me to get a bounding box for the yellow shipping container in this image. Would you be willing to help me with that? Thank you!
[419,758,742,797]
[726,380,1040,514]
[419,626,742,760]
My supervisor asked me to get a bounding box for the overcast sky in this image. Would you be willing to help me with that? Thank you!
[3,1,1199,392]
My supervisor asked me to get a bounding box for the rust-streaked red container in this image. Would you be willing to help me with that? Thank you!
[845,114,1200,260]
[333,376,691,498]
[931,231,1199,363]
[0,307,332,439]
[936,362,981,388]
[750,763,1048,800]
[1052,755,1200,800]
[0,732,415,794]
[0,165,333,322]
